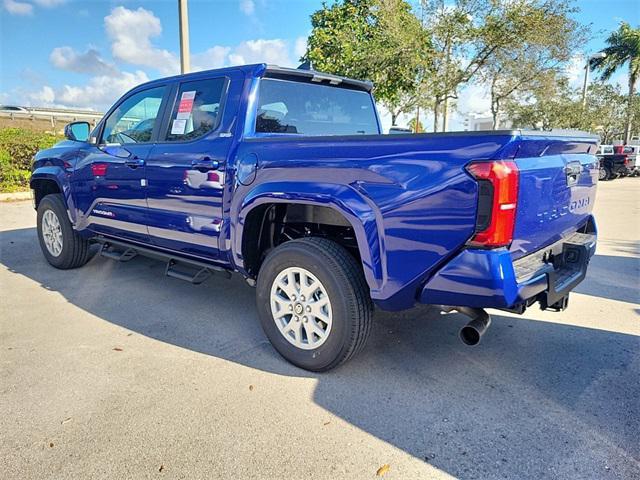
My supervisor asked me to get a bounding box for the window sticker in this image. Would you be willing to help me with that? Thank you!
[171,119,187,135]
[177,90,196,120]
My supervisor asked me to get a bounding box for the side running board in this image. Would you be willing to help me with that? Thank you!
[100,244,138,262]
[97,239,232,285]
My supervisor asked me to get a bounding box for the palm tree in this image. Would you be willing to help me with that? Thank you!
[590,22,640,144]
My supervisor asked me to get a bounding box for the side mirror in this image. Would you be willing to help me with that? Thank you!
[64,121,90,142]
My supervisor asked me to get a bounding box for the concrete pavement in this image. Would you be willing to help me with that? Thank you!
[1,178,638,479]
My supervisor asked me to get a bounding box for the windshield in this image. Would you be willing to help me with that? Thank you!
[254,78,379,136]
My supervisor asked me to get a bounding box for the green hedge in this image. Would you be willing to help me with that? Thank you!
[0,128,63,192]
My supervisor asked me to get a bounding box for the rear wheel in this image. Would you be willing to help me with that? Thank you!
[37,194,92,269]
[256,237,373,372]
[604,166,614,180]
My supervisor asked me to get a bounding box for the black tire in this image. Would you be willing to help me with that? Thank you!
[598,165,608,181]
[37,194,92,269]
[604,167,613,180]
[256,237,373,372]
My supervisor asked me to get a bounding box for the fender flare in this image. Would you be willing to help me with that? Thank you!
[232,181,385,294]
[30,167,76,223]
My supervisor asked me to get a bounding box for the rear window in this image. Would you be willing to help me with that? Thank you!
[254,78,379,136]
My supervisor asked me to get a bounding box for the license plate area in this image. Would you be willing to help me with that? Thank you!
[541,233,595,309]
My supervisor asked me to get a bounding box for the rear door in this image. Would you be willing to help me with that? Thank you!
[73,84,169,243]
[144,71,241,260]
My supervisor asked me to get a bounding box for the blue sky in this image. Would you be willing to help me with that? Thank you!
[1,0,639,129]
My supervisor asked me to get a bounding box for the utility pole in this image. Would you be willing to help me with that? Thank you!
[582,52,606,109]
[178,0,191,74]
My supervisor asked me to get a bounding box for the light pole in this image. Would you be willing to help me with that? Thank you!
[582,52,606,108]
[178,0,191,74]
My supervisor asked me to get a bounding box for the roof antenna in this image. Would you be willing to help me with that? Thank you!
[297,60,312,70]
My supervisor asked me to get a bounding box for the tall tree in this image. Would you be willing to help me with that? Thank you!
[303,0,432,126]
[480,0,582,129]
[505,74,582,130]
[590,22,640,143]
[406,116,424,133]
[420,0,525,131]
[584,82,629,143]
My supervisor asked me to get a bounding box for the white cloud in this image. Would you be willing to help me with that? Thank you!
[18,70,149,110]
[2,0,65,15]
[32,0,66,6]
[192,46,232,71]
[104,6,179,76]
[3,0,33,15]
[56,70,149,109]
[293,36,307,62]
[239,0,255,15]
[228,39,292,66]
[11,4,302,111]
[28,85,55,105]
[50,46,118,76]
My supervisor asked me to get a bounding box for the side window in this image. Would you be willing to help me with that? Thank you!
[101,86,166,144]
[165,78,226,142]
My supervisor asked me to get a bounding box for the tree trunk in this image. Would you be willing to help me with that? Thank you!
[624,68,637,144]
[442,97,449,132]
[490,75,499,130]
[491,99,500,129]
[433,99,440,133]
[391,111,398,127]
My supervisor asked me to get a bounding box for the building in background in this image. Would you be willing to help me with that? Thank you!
[462,112,512,131]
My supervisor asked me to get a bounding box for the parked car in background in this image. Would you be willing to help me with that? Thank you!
[388,126,413,134]
[614,145,639,176]
[0,105,29,112]
[597,144,628,180]
[597,144,614,156]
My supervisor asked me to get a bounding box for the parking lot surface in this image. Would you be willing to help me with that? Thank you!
[1,179,639,479]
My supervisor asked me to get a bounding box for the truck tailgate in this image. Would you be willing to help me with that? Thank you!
[510,134,599,259]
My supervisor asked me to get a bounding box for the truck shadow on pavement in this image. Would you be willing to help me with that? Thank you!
[2,227,639,479]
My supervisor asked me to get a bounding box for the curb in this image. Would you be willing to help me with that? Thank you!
[0,191,33,202]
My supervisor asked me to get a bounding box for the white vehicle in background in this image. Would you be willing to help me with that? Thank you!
[597,144,614,156]
[0,105,29,113]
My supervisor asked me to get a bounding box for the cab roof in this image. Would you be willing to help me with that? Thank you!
[134,63,373,92]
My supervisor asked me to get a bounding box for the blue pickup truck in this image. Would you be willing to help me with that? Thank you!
[31,63,598,371]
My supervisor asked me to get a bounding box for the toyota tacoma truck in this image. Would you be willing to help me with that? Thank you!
[31,64,598,371]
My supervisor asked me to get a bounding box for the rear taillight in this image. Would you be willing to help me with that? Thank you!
[207,171,220,182]
[465,160,519,248]
[91,163,108,176]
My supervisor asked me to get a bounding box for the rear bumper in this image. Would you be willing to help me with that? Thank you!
[419,232,597,310]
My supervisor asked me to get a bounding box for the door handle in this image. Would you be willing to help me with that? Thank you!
[125,157,145,169]
[191,157,220,171]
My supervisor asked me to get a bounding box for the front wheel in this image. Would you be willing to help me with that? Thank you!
[598,165,608,181]
[256,237,373,372]
[37,194,92,269]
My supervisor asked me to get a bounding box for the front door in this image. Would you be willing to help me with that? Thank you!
[145,75,235,260]
[73,85,168,243]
